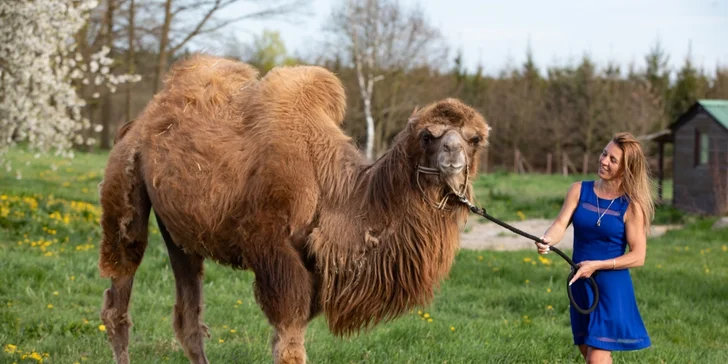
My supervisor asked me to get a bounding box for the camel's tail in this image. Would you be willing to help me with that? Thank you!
[98,128,151,278]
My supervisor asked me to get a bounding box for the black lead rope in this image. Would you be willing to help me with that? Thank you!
[459,197,599,315]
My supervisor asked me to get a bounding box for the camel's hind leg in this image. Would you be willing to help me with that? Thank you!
[101,276,135,364]
[156,213,210,364]
[99,143,151,364]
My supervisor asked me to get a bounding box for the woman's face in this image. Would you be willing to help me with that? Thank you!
[598,141,623,181]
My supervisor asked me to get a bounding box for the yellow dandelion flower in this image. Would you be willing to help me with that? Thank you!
[722,245,727,252]
[83,319,89,324]
[427,318,433,323]
[236,300,242,305]
[705,268,710,274]
[547,305,553,310]
[99,324,107,332]
[517,211,526,220]
[423,313,430,318]
[218,339,224,343]
[525,280,530,284]
[417,310,422,315]
[523,257,532,263]
[230,329,236,333]
[450,326,455,332]
[477,255,484,261]
[4,344,17,354]
[28,352,43,361]
[657,264,663,269]
[223,325,229,329]
[492,267,499,272]
[47,304,54,309]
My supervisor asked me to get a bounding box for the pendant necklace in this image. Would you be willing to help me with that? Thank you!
[596,197,616,227]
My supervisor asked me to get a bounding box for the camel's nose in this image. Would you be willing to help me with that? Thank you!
[438,132,466,175]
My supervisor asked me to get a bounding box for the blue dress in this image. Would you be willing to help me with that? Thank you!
[569,181,651,351]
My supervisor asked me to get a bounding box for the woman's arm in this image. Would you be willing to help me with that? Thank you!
[536,182,581,254]
[567,201,647,285]
[616,202,647,268]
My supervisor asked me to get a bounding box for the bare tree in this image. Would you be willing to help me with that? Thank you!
[100,0,117,149]
[126,0,136,122]
[327,0,447,160]
[153,0,309,92]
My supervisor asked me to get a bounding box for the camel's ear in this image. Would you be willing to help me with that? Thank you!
[408,106,420,124]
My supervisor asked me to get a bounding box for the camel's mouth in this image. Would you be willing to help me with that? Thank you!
[443,173,467,197]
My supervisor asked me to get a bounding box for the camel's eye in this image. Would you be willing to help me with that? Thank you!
[470,136,481,145]
[421,131,434,145]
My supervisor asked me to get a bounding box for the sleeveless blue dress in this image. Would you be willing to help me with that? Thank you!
[569,181,651,351]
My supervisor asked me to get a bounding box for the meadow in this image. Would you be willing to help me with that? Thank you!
[1,149,727,363]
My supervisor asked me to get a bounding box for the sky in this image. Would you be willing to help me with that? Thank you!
[222,0,728,76]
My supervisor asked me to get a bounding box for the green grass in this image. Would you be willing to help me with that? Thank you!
[1,149,727,363]
[471,171,681,225]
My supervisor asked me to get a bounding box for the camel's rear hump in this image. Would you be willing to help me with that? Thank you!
[254,65,347,129]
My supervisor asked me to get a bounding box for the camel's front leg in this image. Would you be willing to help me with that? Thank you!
[272,323,308,364]
[251,243,314,364]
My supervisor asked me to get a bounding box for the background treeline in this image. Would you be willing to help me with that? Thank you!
[80,0,728,176]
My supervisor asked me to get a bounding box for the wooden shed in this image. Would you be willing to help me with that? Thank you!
[648,99,728,215]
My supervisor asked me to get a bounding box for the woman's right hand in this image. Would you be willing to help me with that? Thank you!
[536,236,552,254]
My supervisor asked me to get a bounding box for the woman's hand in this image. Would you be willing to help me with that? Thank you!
[568,260,604,285]
[536,236,551,254]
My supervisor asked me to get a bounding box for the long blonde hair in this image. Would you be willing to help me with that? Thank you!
[613,132,655,232]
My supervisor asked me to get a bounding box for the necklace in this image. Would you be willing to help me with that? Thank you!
[596,197,616,227]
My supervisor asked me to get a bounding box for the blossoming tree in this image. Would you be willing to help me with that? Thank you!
[0,0,140,169]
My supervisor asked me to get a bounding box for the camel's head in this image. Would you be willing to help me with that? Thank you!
[405,98,489,203]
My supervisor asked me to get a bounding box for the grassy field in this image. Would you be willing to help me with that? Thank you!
[1,149,727,364]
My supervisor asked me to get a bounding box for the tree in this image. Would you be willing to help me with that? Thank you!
[707,66,728,99]
[153,0,308,92]
[669,45,709,121]
[642,39,671,128]
[245,30,297,74]
[0,0,139,166]
[327,0,447,160]
[126,0,137,122]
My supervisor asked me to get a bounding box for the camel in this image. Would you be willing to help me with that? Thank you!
[98,54,489,364]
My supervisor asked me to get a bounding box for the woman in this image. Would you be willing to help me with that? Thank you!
[536,132,654,363]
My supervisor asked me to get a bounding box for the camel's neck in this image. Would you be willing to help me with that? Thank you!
[310,140,468,336]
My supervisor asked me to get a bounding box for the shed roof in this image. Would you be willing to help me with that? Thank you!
[698,99,728,129]
[670,99,728,133]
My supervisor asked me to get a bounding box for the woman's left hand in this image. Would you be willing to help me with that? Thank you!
[569,260,603,286]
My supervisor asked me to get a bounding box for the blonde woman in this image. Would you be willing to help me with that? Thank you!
[536,132,654,363]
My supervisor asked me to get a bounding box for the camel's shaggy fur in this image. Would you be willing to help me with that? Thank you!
[98,54,489,364]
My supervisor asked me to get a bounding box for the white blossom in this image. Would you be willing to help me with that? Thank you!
[0,0,141,162]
